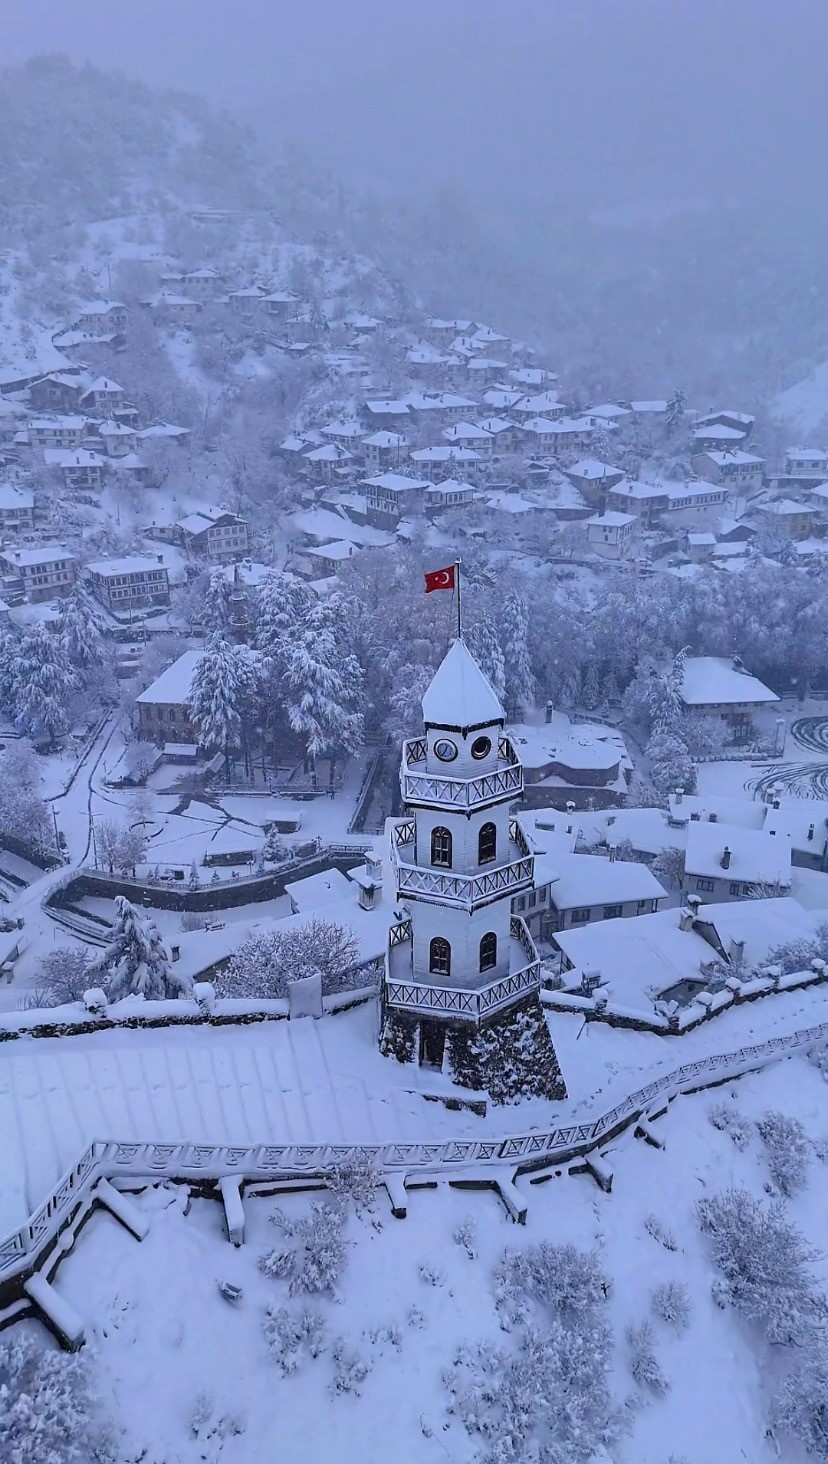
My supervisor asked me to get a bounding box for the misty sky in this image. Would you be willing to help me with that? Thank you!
[6,0,828,212]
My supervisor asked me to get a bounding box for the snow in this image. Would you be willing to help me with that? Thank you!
[549,853,667,909]
[283,868,355,911]
[680,655,779,707]
[0,543,76,568]
[134,648,204,705]
[86,555,167,576]
[421,639,504,728]
[702,449,764,467]
[586,510,635,527]
[684,821,792,886]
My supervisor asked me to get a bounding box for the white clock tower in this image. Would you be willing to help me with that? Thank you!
[383,638,543,1069]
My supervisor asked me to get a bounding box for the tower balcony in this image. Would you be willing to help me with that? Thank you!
[384,913,541,1023]
[391,817,534,912]
[400,734,523,812]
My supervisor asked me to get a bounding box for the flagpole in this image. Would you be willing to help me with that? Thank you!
[455,559,462,640]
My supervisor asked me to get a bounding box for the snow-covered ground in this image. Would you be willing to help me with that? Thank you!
[15,1052,826,1464]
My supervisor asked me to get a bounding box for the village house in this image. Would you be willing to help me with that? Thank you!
[564,459,626,505]
[296,540,358,578]
[143,293,203,321]
[424,318,475,347]
[261,291,301,323]
[302,443,354,482]
[527,852,666,935]
[320,420,367,447]
[361,430,408,470]
[0,484,35,533]
[664,480,729,513]
[512,391,566,420]
[138,421,190,447]
[362,399,411,430]
[278,433,317,463]
[28,373,87,413]
[474,416,521,452]
[96,420,139,457]
[424,478,476,512]
[363,472,432,527]
[755,499,816,540]
[160,267,225,300]
[73,302,128,335]
[442,421,494,453]
[135,648,204,744]
[586,510,636,559]
[686,530,717,562]
[409,445,482,480]
[679,655,779,735]
[80,377,125,415]
[227,286,266,316]
[693,424,750,452]
[483,388,523,412]
[585,402,632,425]
[405,392,479,427]
[683,822,791,902]
[521,416,595,456]
[511,720,629,810]
[465,357,509,387]
[176,508,250,561]
[781,448,828,484]
[629,400,669,422]
[405,347,456,381]
[507,367,557,392]
[0,545,76,603]
[695,410,755,442]
[86,556,171,614]
[43,448,106,491]
[606,479,670,526]
[691,448,765,489]
[28,416,88,450]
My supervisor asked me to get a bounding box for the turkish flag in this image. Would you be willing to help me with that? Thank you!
[424,564,456,593]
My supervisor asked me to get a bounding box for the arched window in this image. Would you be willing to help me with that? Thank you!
[478,821,497,865]
[429,937,451,977]
[431,826,452,868]
[479,932,497,972]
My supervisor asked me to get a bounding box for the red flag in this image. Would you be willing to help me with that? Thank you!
[424,564,456,593]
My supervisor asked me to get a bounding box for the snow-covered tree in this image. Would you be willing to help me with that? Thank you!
[57,577,109,674]
[499,588,535,715]
[757,1111,811,1196]
[647,727,696,797]
[187,634,254,778]
[200,567,235,635]
[666,388,687,432]
[683,711,730,755]
[627,1317,670,1394]
[0,1332,116,1464]
[95,817,147,875]
[0,740,52,852]
[467,614,506,704]
[188,859,201,891]
[91,895,190,1000]
[771,1356,828,1459]
[217,917,360,999]
[33,945,93,1007]
[282,596,363,772]
[652,844,686,889]
[12,623,79,747]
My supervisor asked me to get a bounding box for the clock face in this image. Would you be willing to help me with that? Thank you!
[434,738,458,762]
[471,735,492,760]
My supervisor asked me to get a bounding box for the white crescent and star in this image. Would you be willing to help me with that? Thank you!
[432,570,452,587]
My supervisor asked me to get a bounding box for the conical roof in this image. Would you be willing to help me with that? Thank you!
[421,638,504,729]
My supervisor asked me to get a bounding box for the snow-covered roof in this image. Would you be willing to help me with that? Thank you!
[483,389,522,409]
[759,498,813,516]
[138,422,190,439]
[82,377,123,394]
[77,300,125,316]
[98,419,136,436]
[410,446,481,463]
[177,513,217,535]
[426,317,474,330]
[786,448,828,463]
[364,399,410,415]
[421,639,504,729]
[29,415,88,430]
[443,422,493,442]
[320,420,366,439]
[567,458,622,480]
[587,511,635,528]
[135,649,204,706]
[0,484,33,510]
[666,480,727,502]
[308,540,357,562]
[279,434,315,453]
[0,544,75,567]
[87,556,167,577]
[585,402,631,420]
[284,868,354,911]
[700,450,764,466]
[693,424,746,441]
[425,477,476,496]
[475,416,514,433]
[630,400,668,413]
[304,444,353,463]
[680,656,778,708]
[43,448,105,468]
[549,854,666,911]
[609,479,668,500]
[684,822,791,886]
[687,531,717,545]
[362,473,430,493]
[363,430,407,447]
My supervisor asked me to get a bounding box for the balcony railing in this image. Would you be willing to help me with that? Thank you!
[384,915,541,1022]
[400,735,523,811]
[392,818,534,910]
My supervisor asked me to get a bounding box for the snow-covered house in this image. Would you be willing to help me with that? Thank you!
[96,420,139,457]
[512,391,566,421]
[28,373,87,412]
[586,511,636,559]
[80,377,125,415]
[135,648,205,743]
[362,472,432,527]
[781,448,828,484]
[678,655,779,734]
[424,317,476,347]
[521,416,594,456]
[664,480,729,514]
[691,449,765,489]
[320,420,367,447]
[302,443,354,482]
[28,416,88,450]
[408,445,482,480]
[474,416,521,452]
[442,422,494,453]
[0,544,76,603]
[260,291,300,322]
[695,409,755,441]
[755,499,815,540]
[693,424,750,452]
[176,508,250,561]
[511,721,629,810]
[73,301,128,335]
[86,556,171,614]
[0,484,35,533]
[362,399,411,429]
[535,852,667,933]
[424,478,476,512]
[43,448,106,491]
[361,431,408,471]
[564,459,625,505]
[684,822,791,902]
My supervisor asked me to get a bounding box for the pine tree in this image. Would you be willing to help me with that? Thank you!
[255,572,312,765]
[201,567,235,634]
[580,661,601,711]
[57,577,108,673]
[12,624,79,748]
[91,895,189,1000]
[500,589,535,716]
[282,595,364,772]
[187,634,254,778]
[188,860,201,891]
[666,388,687,432]
[467,614,506,703]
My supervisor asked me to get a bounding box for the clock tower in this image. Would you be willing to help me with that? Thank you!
[383,639,555,1075]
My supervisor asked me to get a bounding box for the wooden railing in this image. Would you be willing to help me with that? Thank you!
[392,818,534,910]
[400,735,524,811]
[3,1018,827,1291]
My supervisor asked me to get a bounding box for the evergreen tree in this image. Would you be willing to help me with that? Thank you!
[500,589,535,716]
[666,388,687,432]
[467,614,506,703]
[91,896,189,1000]
[57,577,108,673]
[188,860,201,891]
[200,567,235,634]
[255,572,312,764]
[187,634,250,778]
[282,595,364,773]
[580,661,601,711]
[12,623,79,747]
[647,726,696,797]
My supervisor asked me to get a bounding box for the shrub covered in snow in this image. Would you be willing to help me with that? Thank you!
[330,1336,372,1396]
[90,896,190,1001]
[627,1317,670,1394]
[326,1153,380,1213]
[644,1213,678,1251]
[453,1217,478,1259]
[217,917,361,1000]
[259,1201,348,1296]
[32,945,93,1007]
[697,1188,828,1345]
[262,1303,328,1375]
[757,1110,811,1196]
[708,1100,752,1151]
[771,1355,828,1459]
[0,1333,116,1463]
[650,1279,691,1331]
[446,1241,623,1463]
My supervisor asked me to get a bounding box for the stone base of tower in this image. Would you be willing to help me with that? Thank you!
[379,996,566,1106]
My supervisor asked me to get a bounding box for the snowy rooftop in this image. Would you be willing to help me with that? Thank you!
[679,656,778,707]
[585,402,632,419]
[364,399,410,415]
[0,484,33,509]
[442,422,493,442]
[567,458,622,479]
[362,431,407,447]
[684,822,791,886]
[587,511,635,528]
[43,448,105,468]
[361,472,430,493]
[87,556,167,577]
[29,415,88,430]
[609,479,668,500]
[284,868,355,911]
[0,544,75,567]
[510,722,623,773]
[304,444,353,462]
[138,422,190,439]
[549,854,666,911]
[421,639,504,729]
[786,448,828,462]
[82,376,123,394]
[701,449,764,466]
[410,446,481,462]
[135,649,204,706]
[320,420,366,439]
[693,425,746,441]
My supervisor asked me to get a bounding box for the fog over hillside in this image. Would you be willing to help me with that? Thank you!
[5,0,828,404]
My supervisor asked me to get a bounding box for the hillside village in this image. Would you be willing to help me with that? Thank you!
[3,59,828,1464]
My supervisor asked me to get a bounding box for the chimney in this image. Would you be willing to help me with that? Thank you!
[565,801,576,815]
[772,797,781,811]
[545,700,554,724]
[720,846,731,870]
[581,968,602,995]
[674,787,683,805]
[808,824,815,842]
[157,554,164,564]
[679,907,695,932]
[687,894,702,913]
[358,882,378,911]
[728,937,745,964]
[607,843,617,862]
[732,654,744,672]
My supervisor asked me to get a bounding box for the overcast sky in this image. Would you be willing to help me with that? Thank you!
[6,0,828,211]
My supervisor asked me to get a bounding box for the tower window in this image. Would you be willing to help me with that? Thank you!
[431,826,452,867]
[429,937,451,977]
[471,735,492,760]
[479,932,497,971]
[478,821,497,865]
